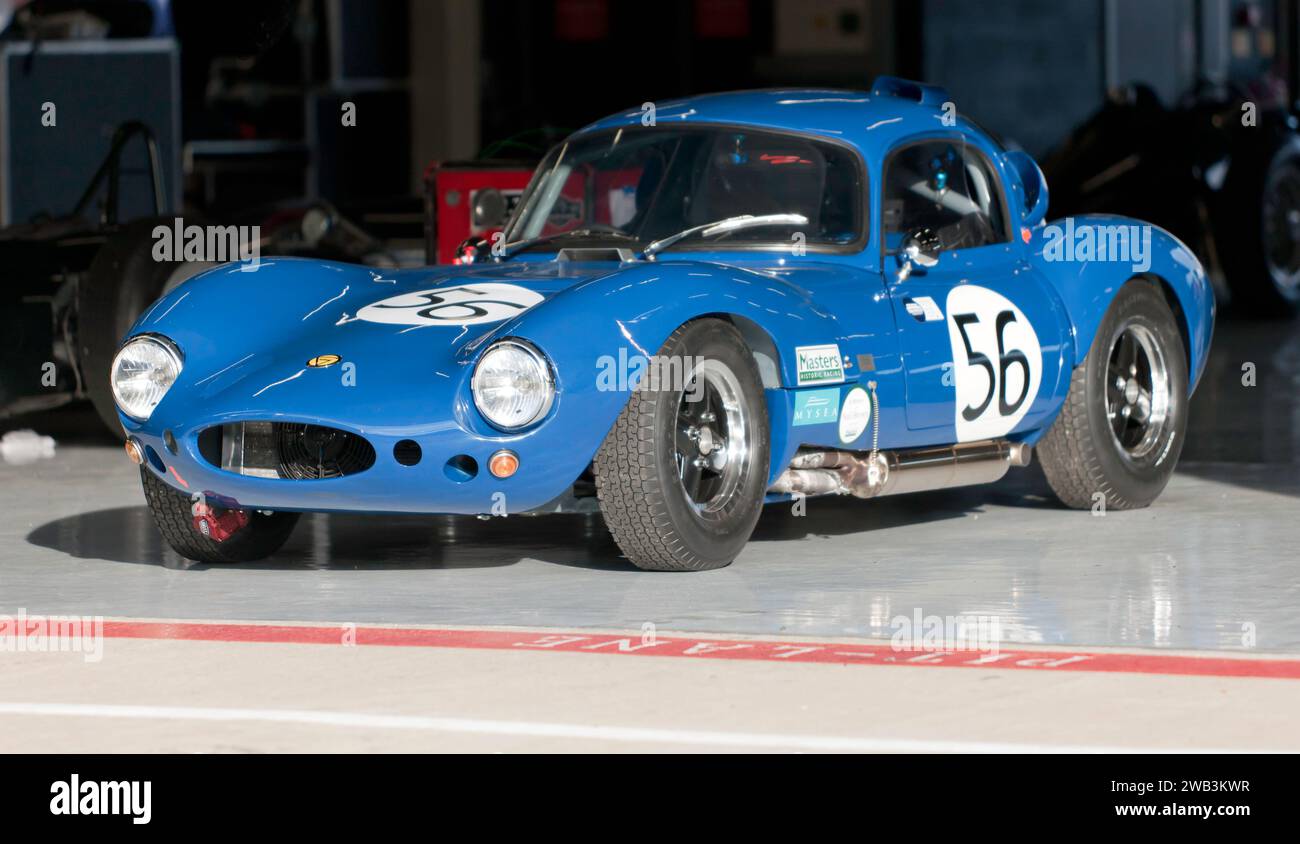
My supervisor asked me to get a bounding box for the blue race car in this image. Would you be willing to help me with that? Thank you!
[112,78,1214,571]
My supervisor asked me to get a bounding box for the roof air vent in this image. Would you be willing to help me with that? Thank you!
[870,75,951,108]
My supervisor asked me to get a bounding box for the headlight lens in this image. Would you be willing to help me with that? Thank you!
[110,335,183,421]
[471,339,554,431]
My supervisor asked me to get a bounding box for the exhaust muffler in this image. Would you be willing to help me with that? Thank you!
[770,439,1031,499]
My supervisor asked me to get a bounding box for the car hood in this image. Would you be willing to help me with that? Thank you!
[128,254,866,433]
[129,257,622,432]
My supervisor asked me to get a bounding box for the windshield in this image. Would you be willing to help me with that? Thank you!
[502,126,864,254]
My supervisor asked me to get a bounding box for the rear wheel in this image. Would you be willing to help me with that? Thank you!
[593,319,769,571]
[1037,281,1188,510]
[1221,137,1300,315]
[140,468,300,563]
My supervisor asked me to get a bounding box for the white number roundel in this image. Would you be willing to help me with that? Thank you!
[945,285,1042,442]
[356,283,545,327]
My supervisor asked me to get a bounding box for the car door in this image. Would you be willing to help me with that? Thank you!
[881,136,1067,441]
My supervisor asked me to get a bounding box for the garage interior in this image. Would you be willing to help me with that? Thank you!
[1,0,1298,754]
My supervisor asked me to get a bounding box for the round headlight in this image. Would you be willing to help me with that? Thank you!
[110,335,183,421]
[471,340,555,431]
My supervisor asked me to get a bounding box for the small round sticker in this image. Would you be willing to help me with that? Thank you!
[838,386,872,444]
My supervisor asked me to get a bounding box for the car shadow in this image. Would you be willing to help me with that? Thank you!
[24,506,623,571]
[25,468,1059,571]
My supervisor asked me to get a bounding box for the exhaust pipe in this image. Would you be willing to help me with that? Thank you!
[770,439,1031,499]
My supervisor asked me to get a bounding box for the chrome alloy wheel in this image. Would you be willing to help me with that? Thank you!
[1263,161,1300,292]
[1104,321,1172,461]
[674,359,750,515]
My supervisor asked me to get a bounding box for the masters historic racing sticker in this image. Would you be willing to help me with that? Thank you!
[945,285,1042,441]
[356,283,545,327]
[795,344,845,386]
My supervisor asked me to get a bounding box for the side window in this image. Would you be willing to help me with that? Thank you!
[882,140,1008,253]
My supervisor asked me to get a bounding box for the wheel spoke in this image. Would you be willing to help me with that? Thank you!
[1107,339,1129,388]
[680,378,701,419]
[700,379,717,420]
[1105,376,1125,415]
[675,422,695,457]
[679,454,704,500]
[1117,332,1138,376]
[1111,406,1128,442]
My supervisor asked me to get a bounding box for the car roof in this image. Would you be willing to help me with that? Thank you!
[574,79,1000,162]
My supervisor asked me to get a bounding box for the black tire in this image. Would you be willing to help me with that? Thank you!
[1038,281,1189,510]
[140,467,300,563]
[79,218,215,438]
[593,319,769,571]
[1220,136,1300,316]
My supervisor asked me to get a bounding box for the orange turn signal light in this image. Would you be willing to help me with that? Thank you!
[124,439,144,465]
[488,449,519,479]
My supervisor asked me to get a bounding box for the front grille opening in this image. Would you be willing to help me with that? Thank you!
[277,423,377,479]
[197,426,222,466]
[203,422,376,480]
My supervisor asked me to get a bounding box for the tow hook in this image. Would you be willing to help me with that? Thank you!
[192,494,250,542]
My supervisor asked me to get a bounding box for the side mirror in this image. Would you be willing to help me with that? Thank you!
[895,228,941,281]
[1004,150,1049,228]
[453,236,493,265]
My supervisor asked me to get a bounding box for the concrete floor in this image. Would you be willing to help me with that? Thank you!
[1,447,1296,651]
[4,637,1298,752]
[1,316,1298,750]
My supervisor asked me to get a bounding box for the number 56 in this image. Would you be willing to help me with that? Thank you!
[952,310,1030,421]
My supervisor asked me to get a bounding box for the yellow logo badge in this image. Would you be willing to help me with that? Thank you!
[307,354,341,368]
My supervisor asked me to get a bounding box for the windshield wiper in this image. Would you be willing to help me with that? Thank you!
[498,227,639,259]
[641,213,809,260]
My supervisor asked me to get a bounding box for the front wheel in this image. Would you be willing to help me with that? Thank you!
[594,319,770,571]
[1037,281,1189,510]
[141,468,300,563]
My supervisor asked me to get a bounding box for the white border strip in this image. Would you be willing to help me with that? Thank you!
[0,702,1256,753]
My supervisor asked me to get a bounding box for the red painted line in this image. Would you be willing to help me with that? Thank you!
[96,620,1300,680]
